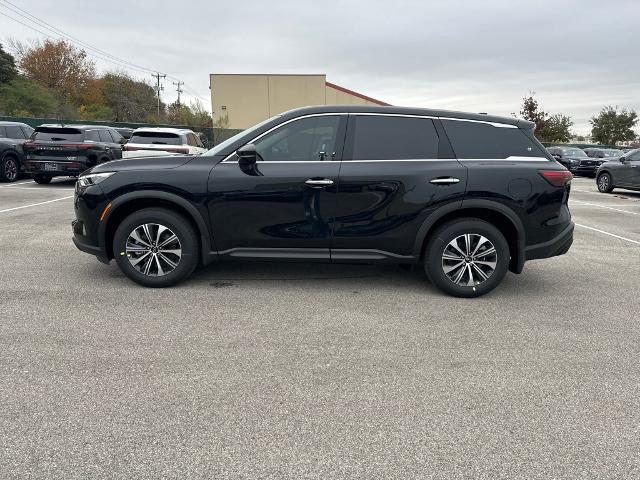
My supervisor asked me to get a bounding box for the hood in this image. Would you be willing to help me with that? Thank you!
[90,155,194,173]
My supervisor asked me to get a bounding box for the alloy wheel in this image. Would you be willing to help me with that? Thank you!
[4,159,17,181]
[441,234,497,286]
[126,223,182,276]
[598,174,609,192]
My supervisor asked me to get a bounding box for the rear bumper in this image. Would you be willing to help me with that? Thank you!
[24,159,89,176]
[525,222,574,261]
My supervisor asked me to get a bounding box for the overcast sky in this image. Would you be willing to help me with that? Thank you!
[2,0,638,134]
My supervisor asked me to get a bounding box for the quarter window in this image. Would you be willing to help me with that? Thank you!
[253,115,341,161]
[442,120,544,159]
[351,116,439,160]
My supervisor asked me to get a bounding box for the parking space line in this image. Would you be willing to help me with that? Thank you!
[572,200,640,215]
[1,186,75,191]
[0,181,34,187]
[0,195,74,214]
[575,223,640,246]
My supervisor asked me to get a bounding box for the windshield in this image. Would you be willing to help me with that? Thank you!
[561,148,587,157]
[202,115,281,157]
[32,127,84,142]
[129,131,182,145]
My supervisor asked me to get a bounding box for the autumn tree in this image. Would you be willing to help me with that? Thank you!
[101,72,158,122]
[12,39,96,107]
[517,93,573,143]
[590,106,638,145]
[0,78,58,116]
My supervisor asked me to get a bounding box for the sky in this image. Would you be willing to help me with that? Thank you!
[1,0,638,135]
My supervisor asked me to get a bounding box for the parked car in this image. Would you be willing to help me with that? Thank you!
[72,106,574,298]
[114,127,134,140]
[0,121,34,182]
[23,125,124,184]
[583,148,624,160]
[123,128,207,157]
[596,149,640,193]
[547,146,601,176]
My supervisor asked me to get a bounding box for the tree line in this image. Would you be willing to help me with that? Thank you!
[0,39,212,128]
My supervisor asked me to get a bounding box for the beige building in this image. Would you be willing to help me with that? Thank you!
[209,74,389,129]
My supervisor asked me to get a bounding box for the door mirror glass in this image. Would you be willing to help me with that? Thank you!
[237,143,257,164]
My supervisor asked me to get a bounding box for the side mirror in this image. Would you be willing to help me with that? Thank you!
[620,157,627,163]
[119,138,127,145]
[237,143,257,164]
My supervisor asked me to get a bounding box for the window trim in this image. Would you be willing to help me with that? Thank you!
[221,113,349,163]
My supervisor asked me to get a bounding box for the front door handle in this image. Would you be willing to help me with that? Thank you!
[305,178,334,187]
[430,177,460,185]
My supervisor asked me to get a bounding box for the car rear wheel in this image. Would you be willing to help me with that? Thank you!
[597,172,614,193]
[0,155,19,182]
[32,174,52,184]
[113,208,199,288]
[424,219,510,298]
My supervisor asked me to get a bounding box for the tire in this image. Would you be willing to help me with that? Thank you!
[424,218,510,298]
[0,155,19,182]
[113,208,199,288]
[597,172,614,193]
[32,174,52,184]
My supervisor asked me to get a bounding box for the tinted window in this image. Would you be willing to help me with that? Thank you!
[97,129,113,143]
[32,127,84,142]
[254,115,341,161]
[627,151,640,162]
[442,120,544,159]
[5,125,26,139]
[84,130,100,142]
[352,116,439,160]
[129,131,182,145]
[109,130,123,143]
[186,133,196,146]
[21,126,34,138]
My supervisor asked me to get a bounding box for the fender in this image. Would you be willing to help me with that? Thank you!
[412,198,526,273]
[98,190,217,264]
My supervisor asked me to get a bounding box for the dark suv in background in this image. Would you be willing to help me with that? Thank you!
[72,106,574,298]
[0,121,35,182]
[547,146,602,176]
[23,125,124,184]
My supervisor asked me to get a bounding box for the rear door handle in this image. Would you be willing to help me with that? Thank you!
[305,178,334,186]
[430,177,460,185]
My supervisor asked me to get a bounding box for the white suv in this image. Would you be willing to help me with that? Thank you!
[123,128,208,157]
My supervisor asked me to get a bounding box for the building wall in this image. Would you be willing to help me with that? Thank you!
[210,74,387,129]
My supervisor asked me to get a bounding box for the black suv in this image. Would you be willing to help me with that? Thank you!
[72,106,574,298]
[23,125,124,184]
[0,121,34,182]
[547,146,601,176]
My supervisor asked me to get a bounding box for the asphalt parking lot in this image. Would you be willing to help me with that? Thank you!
[1,176,639,479]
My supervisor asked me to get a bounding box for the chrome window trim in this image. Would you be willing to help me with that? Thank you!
[440,117,518,128]
[221,113,348,163]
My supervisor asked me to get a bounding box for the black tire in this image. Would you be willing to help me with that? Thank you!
[113,208,199,288]
[0,155,19,182]
[424,218,510,298]
[32,174,52,184]
[597,172,614,193]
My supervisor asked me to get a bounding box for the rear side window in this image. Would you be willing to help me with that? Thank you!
[21,126,34,138]
[84,130,100,142]
[441,120,544,159]
[32,127,84,142]
[109,130,123,143]
[129,131,182,145]
[5,125,26,139]
[352,116,439,160]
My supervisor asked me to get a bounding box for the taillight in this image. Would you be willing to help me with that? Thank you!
[538,170,573,187]
[164,147,190,154]
[63,143,93,150]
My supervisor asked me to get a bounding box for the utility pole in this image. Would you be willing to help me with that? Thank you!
[173,80,184,108]
[152,72,166,118]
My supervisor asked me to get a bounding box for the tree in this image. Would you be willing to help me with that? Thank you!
[12,39,96,106]
[539,114,573,143]
[0,77,58,116]
[77,103,113,121]
[101,72,158,122]
[0,43,18,84]
[518,94,547,139]
[590,106,638,145]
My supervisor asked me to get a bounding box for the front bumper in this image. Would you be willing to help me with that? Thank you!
[525,222,574,261]
[71,185,111,263]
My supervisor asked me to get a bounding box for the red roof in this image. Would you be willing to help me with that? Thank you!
[325,81,390,106]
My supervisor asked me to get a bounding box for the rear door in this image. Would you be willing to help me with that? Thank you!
[331,114,467,261]
[618,150,640,187]
[207,114,347,259]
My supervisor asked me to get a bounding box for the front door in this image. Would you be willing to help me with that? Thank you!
[618,150,640,187]
[331,114,468,261]
[207,114,346,260]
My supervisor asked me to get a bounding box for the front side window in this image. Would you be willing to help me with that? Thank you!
[442,120,545,159]
[351,116,439,160]
[253,115,341,161]
[627,150,640,162]
[98,130,113,143]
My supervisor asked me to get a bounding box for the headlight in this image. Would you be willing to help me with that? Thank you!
[77,172,115,188]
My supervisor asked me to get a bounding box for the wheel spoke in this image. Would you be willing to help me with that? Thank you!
[158,234,178,248]
[142,254,154,275]
[466,263,475,286]
[130,229,151,247]
[156,224,168,245]
[158,252,178,269]
[129,251,151,266]
[141,224,154,245]
[155,255,164,276]
[443,252,464,261]
[471,262,489,281]
[474,247,496,258]
[464,234,471,256]
[471,236,489,256]
[443,261,465,274]
[126,222,182,277]
[474,260,497,269]
[159,248,181,257]
[126,244,148,253]
[448,240,467,258]
[452,264,466,284]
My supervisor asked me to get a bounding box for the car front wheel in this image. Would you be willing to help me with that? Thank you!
[424,219,510,298]
[597,172,614,193]
[113,208,200,287]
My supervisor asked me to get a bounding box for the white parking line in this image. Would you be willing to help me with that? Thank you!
[575,223,640,245]
[571,200,640,215]
[0,186,75,191]
[0,180,34,187]
[0,195,74,214]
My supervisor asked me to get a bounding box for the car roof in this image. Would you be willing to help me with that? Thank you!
[277,105,535,129]
[0,121,31,127]
[131,127,193,134]
[36,124,114,130]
